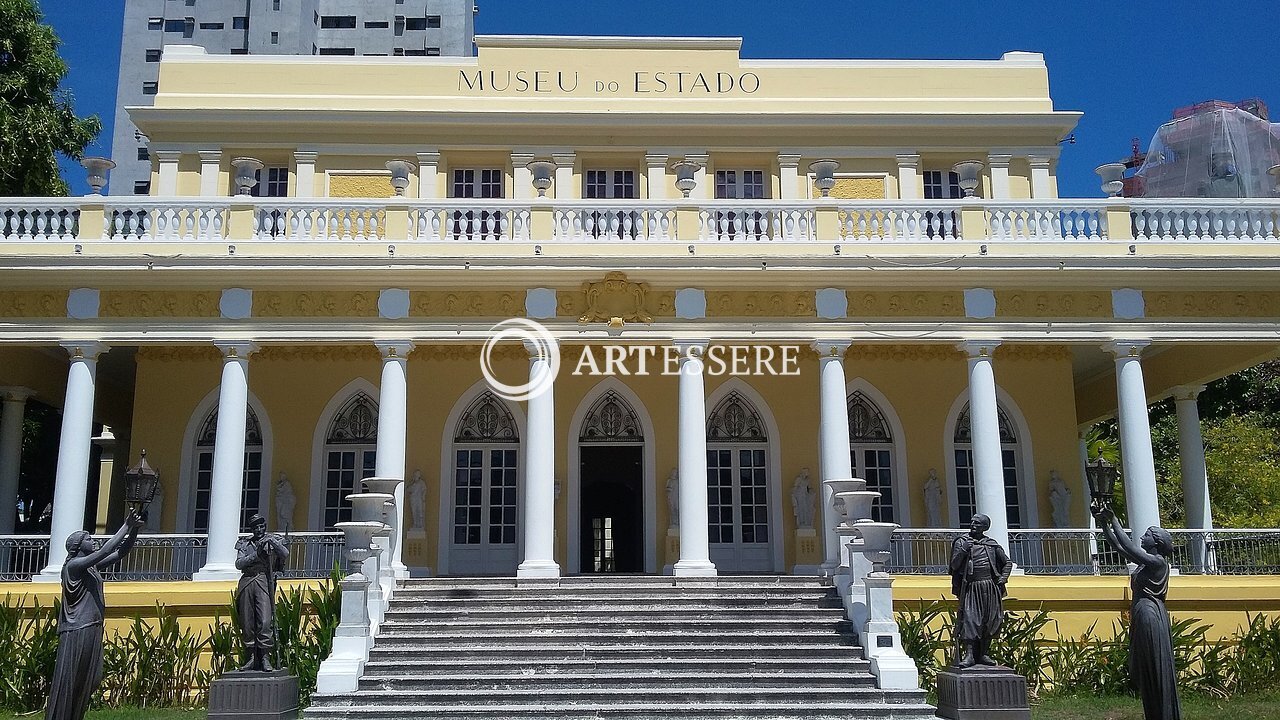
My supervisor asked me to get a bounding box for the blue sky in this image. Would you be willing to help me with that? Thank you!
[41,0,1280,197]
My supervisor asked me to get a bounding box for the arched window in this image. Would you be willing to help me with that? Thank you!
[579,390,644,443]
[706,390,771,571]
[451,391,519,550]
[322,392,378,529]
[848,390,896,523]
[953,402,1022,528]
[192,407,264,533]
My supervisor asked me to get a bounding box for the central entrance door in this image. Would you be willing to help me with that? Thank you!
[579,446,643,573]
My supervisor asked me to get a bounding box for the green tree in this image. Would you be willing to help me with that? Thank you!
[0,0,100,196]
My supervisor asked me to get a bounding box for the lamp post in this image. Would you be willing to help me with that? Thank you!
[810,159,840,197]
[1084,456,1118,508]
[82,157,117,195]
[952,160,985,198]
[123,450,161,522]
[1095,163,1127,198]
[231,157,264,196]
[671,160,702,198]
[385,160,415,196]
[527,160,555,198]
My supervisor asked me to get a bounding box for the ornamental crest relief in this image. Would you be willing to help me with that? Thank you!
[578,272,652,324]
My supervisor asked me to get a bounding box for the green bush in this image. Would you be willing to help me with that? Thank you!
[0,596,59,712]
[97,605,211,709]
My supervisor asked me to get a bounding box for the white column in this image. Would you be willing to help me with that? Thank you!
[552,152,576,199]
[1028,154,1054,199]
[1105,341,1160,537]
[194,341,259,582]
[198,150,222,197]
[511,152,535,200]
[415,150,440,199]
[958,340,1010,551]
[674,340,716,576]
[895,154,920,200]
[778,153,802,199]
[293,151,317,198]
[814,341,853,572]
[374,341,413,579]
[36,343,105,581]
[156,150,181,195]
[645,153,668,199]
[0,388,35,536]
[987,154,1012,199]
[1173,385,1213,534]
[517,340,560,578]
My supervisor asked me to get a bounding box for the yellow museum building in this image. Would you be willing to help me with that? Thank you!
[1,36,1278,604]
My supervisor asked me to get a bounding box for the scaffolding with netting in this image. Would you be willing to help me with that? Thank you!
[1131,103,1280,198]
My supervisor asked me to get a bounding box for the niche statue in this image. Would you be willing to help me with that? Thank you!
[235,513,289,672]
[948,513,1012,668]
[47,510,144,720]
[1092,500,1181,720]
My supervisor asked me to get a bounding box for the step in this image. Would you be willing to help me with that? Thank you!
[376,618,852,633]
[360,657,871,676]
[381,607,847,621]
[310,686,925,706]
[367,643,865,662]
[304,701,937,720]
[371,631,858,647]
[386,595,841,608]
[396,575,828,588]
[357,671,875,692]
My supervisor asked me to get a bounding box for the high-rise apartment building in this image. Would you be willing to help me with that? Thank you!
[109,0,476,195]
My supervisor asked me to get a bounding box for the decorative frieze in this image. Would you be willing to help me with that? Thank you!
[100,291,220,318]
[705,291,815,318]
[995,291,1109,318]
[844,345,963,362]
[1146,291,1280,318]
[253,291,379,318]
[0,291,66,318]
[257,346,381,362]
[410,291,523,318]
[846,292,963,318]
[135,346,222,363]
[993,344,1073,362]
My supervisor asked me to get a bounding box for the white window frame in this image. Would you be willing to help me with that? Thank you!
[943,389,1037,530]
[178,390,273,533]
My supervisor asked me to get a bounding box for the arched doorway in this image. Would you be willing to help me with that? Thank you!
[576,389,645,573]
[705,385,778,572]
[443,389,522,576]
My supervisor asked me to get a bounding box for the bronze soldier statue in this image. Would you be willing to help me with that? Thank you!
[949,513,1012,668]
[235,513,289,672]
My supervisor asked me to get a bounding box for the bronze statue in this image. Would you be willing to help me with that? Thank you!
[949,513,1012,668]
[234,513,289,672]
[1092,502,1181,720]
[47,511,144,720]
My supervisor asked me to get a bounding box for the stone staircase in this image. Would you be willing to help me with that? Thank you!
[305,575,936,720]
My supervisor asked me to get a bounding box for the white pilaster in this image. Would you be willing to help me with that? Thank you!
[0,388,35,536]
[415,150,440,199]
[552,152,576,199]
[511,152,535,200]
[517,341,560,578]
[987,154,1012,199]
[814,341,853,573]
[778,153,802,200]
[958,340,1010,551]
[293,151,318,198]
[198,150,222,197]
[645,153,668,199]
[1173,385,1213,534]
[36,343,105,582]
[155,150,182,196]
[895,154,920,200]
[1028,154,1053,199]
[374,341,413,579]
[194,341,259,582]
[1105,340,1160,537]
[673,340,716,576]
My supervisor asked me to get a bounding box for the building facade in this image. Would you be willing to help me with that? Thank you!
[4,36,1278,582]
[110,0,476,197]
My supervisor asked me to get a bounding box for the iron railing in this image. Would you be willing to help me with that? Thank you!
[0,532,344,582]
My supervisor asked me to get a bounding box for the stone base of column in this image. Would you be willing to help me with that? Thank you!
[315,656,365,696]
[32,567,62,583]
[392,561,410,580]
[673,559,717,577]
[516,560,561,578]
[194,565,243,582]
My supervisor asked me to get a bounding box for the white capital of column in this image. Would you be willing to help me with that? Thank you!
[194,341,259,582]
[36,343,106,582]
[518,341,560,578]
[0,387,36,536]
[813,341,853,572]
[958,340,1010,551]
[374,341,412,578]
[1104,340,1160,538]
[673,341,716,576]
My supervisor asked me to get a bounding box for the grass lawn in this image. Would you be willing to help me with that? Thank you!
[0,710,203,719]
[1033,692,1280,720]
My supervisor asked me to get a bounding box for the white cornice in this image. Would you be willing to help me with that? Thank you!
[474,35,743,51]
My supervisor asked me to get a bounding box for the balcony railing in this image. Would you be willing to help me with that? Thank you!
[888,528,1280,576]
[0,533,344,582]
[4,197,1279,245]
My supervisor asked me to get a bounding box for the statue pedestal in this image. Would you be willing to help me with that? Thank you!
[791,527,821,575]
[208,670,299,720]
[662,528,680,574]
[935,665,1030,720]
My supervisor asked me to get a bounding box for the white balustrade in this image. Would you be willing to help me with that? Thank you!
[101,201,228,242]
[698,203,813,242]
[257,204,387,242]
[553,203,676,242]
[0,203,80,242]
[409,203,531,242]
[1132,200,1280,242]
[837,203,962,242]
[986,202,1104,241]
